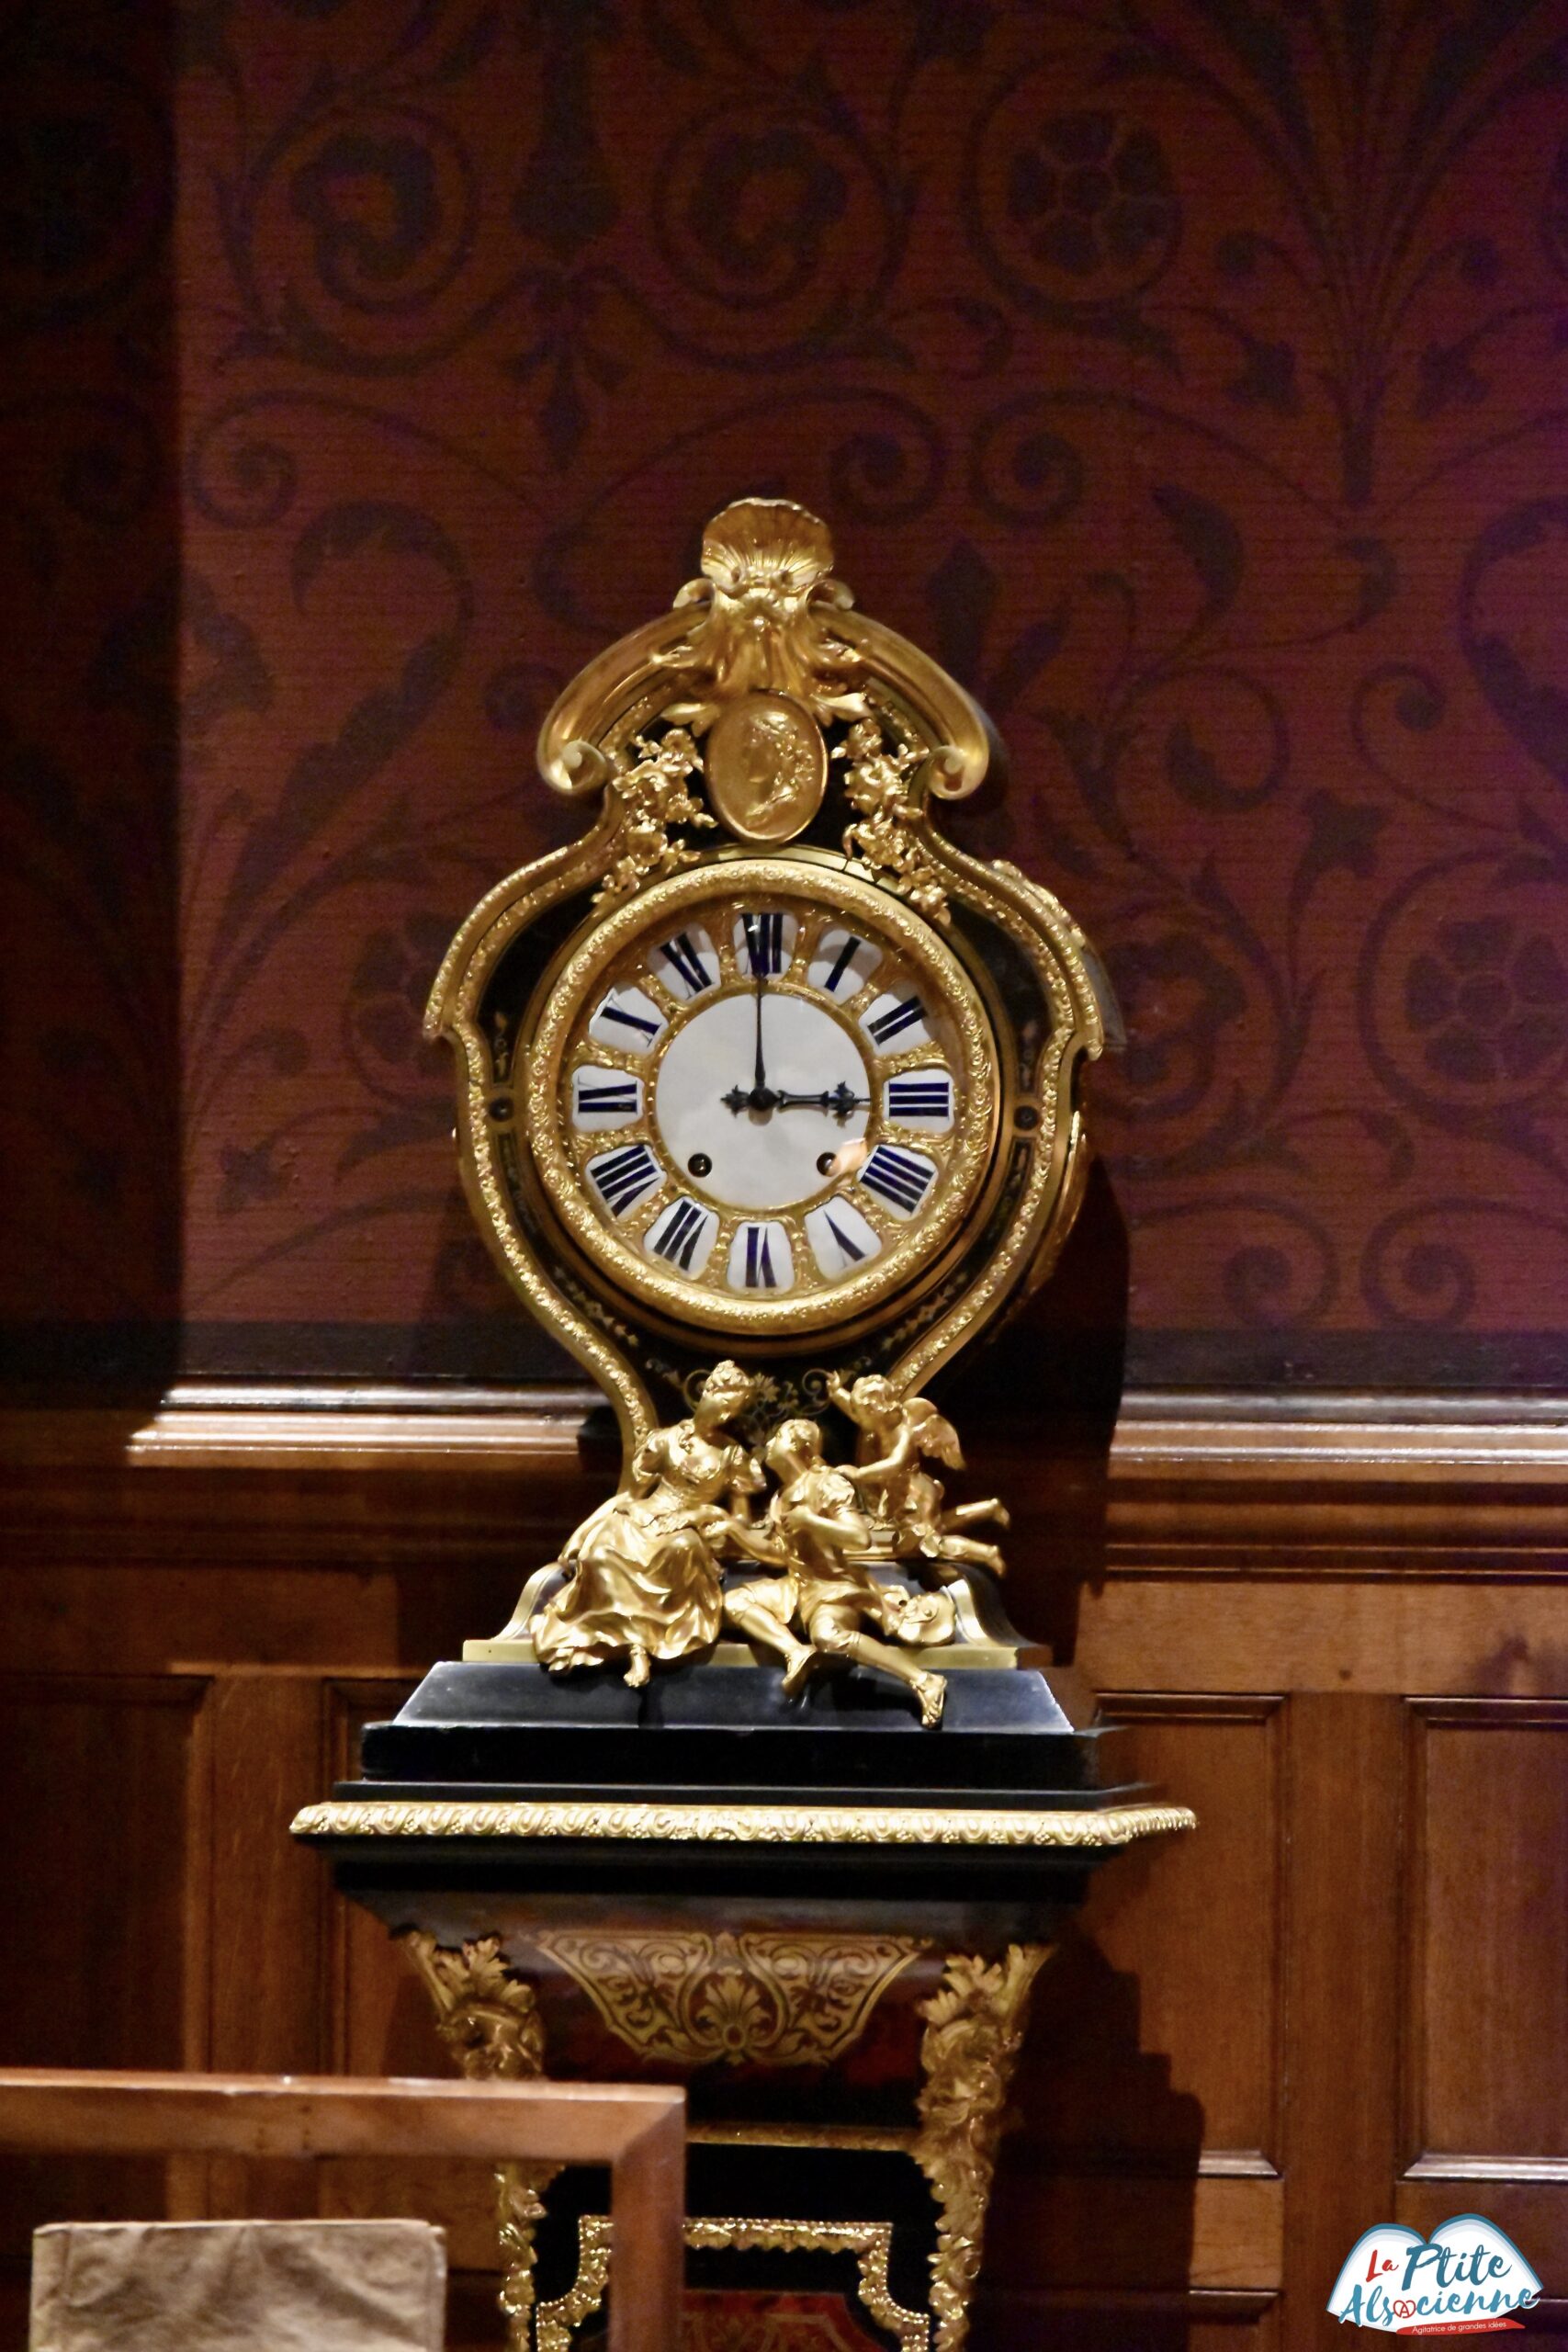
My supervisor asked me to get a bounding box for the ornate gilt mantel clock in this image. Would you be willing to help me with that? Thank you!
[295,501,1191,2352]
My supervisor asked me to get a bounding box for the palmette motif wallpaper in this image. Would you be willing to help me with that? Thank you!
[6,0,1568,1389]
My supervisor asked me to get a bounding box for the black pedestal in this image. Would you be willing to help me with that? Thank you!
[358,1656,1134,1806]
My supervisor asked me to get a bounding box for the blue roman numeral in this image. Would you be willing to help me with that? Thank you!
[859,1145,934,1214]
[824,1214,866,1263]
[597,998,660,1041]
[591,1143,661,1216]
[867,995,925,1046]
[821,934,863,995]
[658,933,712,994]
[649,1197,707,1271]
[739,912,786,976]
[575,1078,640,1114]
[742,1224,777,1289]
[886,1076,952,1119]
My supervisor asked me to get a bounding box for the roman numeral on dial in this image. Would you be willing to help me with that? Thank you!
[885,1069,953,1127]
[571,1067,644,1129]
[728,1220,794,1292]
[734,910,796,977]
[587,1141,662,1218]
[807,928,882,999]
[805,1198,882,1276]
[644,1194,718,1275]
[589,986,666,1054]
[857,1143,937,1217]
[654,929,717,1000]
[862,991,931,1051]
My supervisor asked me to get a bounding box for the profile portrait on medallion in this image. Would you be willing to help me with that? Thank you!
[705,689,828,842]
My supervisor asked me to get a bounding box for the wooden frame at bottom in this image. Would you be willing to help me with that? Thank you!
[0,2067,685,2352]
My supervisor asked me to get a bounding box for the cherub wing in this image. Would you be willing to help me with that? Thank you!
[908,1396,965,1468]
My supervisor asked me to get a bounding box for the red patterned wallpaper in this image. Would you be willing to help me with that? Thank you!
[7,0,1568,1390]
[3,0,181,1366]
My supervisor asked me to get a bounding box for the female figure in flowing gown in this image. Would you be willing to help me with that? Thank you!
[533,1360,776,1687]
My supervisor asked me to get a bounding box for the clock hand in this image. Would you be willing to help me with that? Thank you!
[722,975,781,1114]
[751,974,770,1103]
[774,1085,871,1121]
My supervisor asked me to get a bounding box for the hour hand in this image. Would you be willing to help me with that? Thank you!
[775,1083,870,1121]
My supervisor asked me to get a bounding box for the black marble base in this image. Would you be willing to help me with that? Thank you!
[356,1657,1132,1806]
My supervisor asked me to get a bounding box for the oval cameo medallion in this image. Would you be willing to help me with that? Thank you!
[705,691,828,843]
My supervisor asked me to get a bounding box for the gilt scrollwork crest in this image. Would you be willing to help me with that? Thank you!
[659,498,867,725]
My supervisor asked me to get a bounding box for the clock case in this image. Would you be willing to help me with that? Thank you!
[423,497,1113,1462]
[404,493,1135,1788]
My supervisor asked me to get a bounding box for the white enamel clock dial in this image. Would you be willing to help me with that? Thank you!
[521,860,999,1338]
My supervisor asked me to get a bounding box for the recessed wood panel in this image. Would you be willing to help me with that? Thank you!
[313,1679,480,2253]
[0,1678,206,2066]
[1010,1698,1281,2167]
[0,1677,207,2270]
[1078,1581,1568,1699]
[1395,2182,1566,2298]
[1407,1702,1568,2164]
[987,2173,1282,2293]
[975,2286,1279,2352]
[325,1679,429,2081]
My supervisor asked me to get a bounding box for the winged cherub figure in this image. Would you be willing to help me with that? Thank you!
[724,1417,952,1727]
[827,1373,1010,1578]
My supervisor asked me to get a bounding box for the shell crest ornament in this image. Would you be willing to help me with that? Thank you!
[426,498,1113,1525]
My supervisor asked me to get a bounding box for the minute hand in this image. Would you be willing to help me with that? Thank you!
[752,974,768,1097]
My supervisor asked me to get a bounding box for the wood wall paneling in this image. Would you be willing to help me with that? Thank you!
[1404,1701,1568,2165]
[1392,1698,1568,2322]
[0,1394,1564,2347]
[1083,1696,1284,2166]
[1280,1696,1405,2352]
[0,1677,209,2280]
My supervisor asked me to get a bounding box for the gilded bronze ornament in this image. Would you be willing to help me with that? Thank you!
[294,1796,1196,1847]
[657,497,867,739]
[531,1927,924,2067]
[537,2213,929,2352]
[724,1414,954,1724]
[400,1933,556,2347]
[401,1928,544,2080]
[829,1374,1009,1580]
[534,2215,612,2352]
[527,1359,774,1686]
[507,1371,1021,1718]
[914,1946,1054,2352]
[705,690,828,843]
[592,727,713,905]
[839,717,950,922]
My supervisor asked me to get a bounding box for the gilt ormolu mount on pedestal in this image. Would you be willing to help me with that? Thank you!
[294,499,1192,2349]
